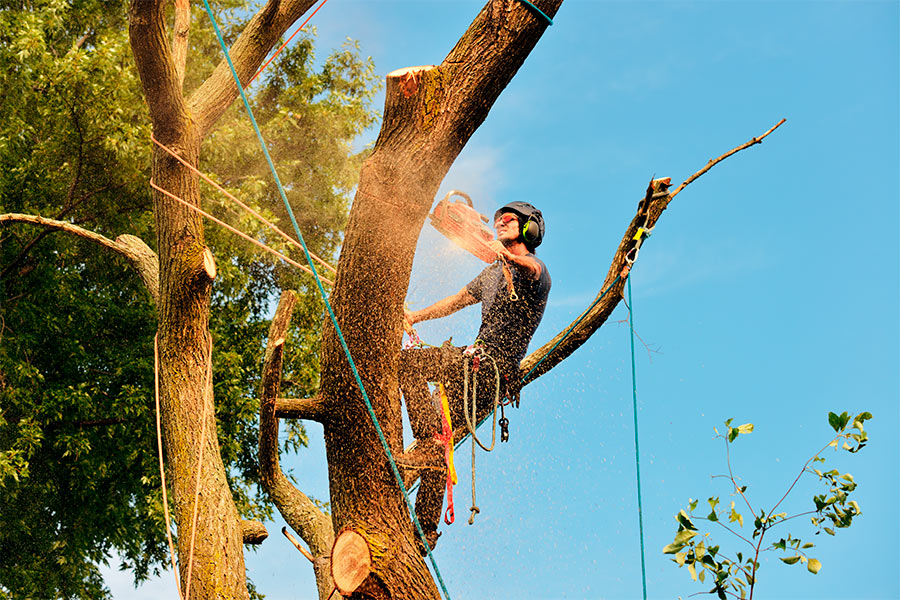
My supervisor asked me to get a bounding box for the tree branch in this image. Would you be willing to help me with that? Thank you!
[241,519,269,545]
[0,214,159,304]
[520,118,787,385]
[259,290,335,599]
[275,397,328,421]
[188,0,318,137]
[172,0,190,89]
[129,0,190,140]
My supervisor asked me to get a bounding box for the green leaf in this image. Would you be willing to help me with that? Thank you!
[824,527,835,536]
[780,555,801,565]
[663,542,684,554]
[675,529,698,545]
[828,412,841,432]
[807,558,822,574]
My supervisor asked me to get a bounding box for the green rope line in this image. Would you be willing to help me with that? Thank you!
[199,4,452,598]
[627,276,648,600]
[514,0,554,26]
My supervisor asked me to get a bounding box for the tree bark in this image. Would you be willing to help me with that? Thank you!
[259,291,335,600]
[316,2,562,597]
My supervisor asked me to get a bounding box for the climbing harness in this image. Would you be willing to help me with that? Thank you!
[201,3,452,598]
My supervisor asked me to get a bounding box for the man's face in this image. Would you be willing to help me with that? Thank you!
[494,212,520,246]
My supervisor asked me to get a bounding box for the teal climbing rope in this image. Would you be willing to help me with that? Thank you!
[626,277,648,600]
[199,4,452,598]
[514,0,554,26]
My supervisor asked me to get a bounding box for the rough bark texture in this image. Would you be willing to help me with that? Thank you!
[259,291,335,600]
[315,2,563,598]
[128,0,320,597]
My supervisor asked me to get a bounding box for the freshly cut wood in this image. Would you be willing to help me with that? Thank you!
[331,529,371,595]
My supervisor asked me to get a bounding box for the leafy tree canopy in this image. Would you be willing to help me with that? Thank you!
[0,1,379,597]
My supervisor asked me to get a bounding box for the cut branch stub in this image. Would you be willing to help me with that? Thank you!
[331,529,372,596]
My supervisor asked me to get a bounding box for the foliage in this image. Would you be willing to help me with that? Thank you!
[664,411,871,599]
[0,1,379,597]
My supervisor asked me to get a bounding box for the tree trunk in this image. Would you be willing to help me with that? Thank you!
[317,2,562,597]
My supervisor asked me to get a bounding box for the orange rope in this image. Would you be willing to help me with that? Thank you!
[249,0,331,85]
[150,135,336,275]
[184,337,213,600]
[154,334,185,600]
[149,179,334,286]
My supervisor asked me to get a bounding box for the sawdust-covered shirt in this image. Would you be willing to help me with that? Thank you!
[466,255,551,375]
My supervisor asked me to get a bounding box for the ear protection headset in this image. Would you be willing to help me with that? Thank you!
[494,202,545,249]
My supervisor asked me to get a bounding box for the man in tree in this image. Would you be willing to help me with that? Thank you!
[399,201,551,551]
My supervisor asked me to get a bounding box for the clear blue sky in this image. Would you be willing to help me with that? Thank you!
[108,1,899,598]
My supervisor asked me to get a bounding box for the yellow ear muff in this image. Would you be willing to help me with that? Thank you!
[522,219,537,243]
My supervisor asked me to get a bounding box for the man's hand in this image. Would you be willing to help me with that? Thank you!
[486,240,541,279]
[486,240,512,262]
[403,309,417,332]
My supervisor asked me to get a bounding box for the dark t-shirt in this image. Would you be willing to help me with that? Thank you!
[466,255,551,375]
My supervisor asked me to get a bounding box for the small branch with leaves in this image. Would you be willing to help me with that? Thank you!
[663,410,871,600]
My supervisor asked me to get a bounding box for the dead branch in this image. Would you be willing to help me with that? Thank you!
[241,519,268,545]
[259,290,335,599]
[0,213,159,303]
[520,118,787,384]
[669,118,786,200]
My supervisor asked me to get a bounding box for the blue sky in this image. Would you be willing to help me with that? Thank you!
[108,1,898,598]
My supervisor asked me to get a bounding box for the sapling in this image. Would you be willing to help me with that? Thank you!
[664,411,871,599]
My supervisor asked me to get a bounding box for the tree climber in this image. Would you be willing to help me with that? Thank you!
[399,201,551,552]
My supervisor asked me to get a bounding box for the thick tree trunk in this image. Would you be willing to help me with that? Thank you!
[130,1,249,596]
[317,2,562,597]
[151,128,251,600]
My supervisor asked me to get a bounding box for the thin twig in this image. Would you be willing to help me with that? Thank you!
[669,118,787,201]
[723,433,755,516]
[767,435,839,518]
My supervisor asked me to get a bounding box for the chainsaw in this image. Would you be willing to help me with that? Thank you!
[429,190,496,263]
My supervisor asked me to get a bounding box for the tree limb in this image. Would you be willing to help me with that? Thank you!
[259,290,335,600]
[172,0,190,89]
[520,118,787,384]
[0,213,159,304]
[241,519,268,545]
[275,397,327,421]
[188,0,318,137]
[129,0,190,140]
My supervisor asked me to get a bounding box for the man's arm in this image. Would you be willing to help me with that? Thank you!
[406,287,478,326]
[485,240,542,279]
